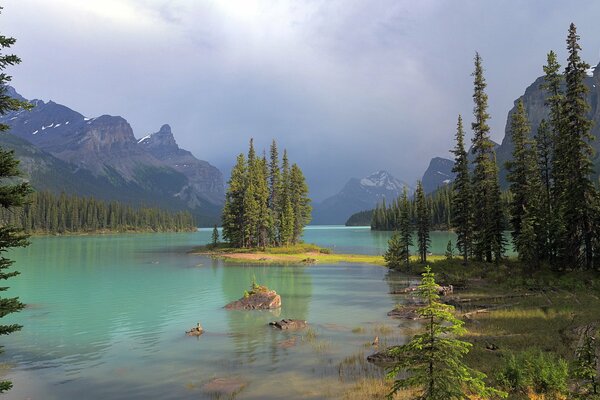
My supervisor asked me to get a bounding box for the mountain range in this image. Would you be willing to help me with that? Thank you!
[0,87,224,225]
[311,170,411,224]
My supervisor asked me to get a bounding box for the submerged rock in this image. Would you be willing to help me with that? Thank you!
[269,319,308,330]
[277,337,298,349]
[225,289,281,310]
[202,377,247,396]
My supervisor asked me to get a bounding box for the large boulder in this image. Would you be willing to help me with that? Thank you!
[269,319,308,330]
[225,289,281,310]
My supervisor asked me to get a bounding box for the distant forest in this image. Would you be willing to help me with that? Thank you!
[0,191,196,234]
[347,186,512,231]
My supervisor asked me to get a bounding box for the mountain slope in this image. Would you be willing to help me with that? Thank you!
[421,157,455,194]
[138,124,224,208]
[312,170,411,225]
[0,88,225,225]
[496,62,600,185]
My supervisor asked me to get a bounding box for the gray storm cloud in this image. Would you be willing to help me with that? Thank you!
[4,0,600,199]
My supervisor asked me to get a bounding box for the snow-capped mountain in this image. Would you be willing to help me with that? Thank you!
[312,170,411,224]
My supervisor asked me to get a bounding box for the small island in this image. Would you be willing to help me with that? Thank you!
[192,242,385,266]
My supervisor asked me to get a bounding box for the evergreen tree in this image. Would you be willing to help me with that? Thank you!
[0,12,33,392]
[415,181,430,263]
[572,328,599,398]
[445,240,453,260]
[558,23,596,269]
[254,155,271,247]
[387,266,507,400]
[384,232,404,270]
[450,115,472,264]
[278,150,294,245]
[289,163,311,244]
[268,140,281,245]
[535,119,555,262]
[506,99,541,264]
[222,154,247,247]
[470,52,505,263]
[398,187,413,269]
[211,224,219,248]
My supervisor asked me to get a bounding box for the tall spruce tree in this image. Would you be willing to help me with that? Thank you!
[415,181,430,263]
[470,52,505,263]
[399,186,413,269]
[289,163,311,244]
[506,99,541,264]
[558,23,597,269]
[222,154,247,247]
[387,267,507,399]
[255,155,271,247]
[0,12,33,392]
[450,114,472,264]
[278,150,294,245]
[268,140,281,245]
[535,119,555,261]
[542,51,565,267]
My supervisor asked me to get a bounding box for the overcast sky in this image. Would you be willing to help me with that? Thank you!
[5,0,600,200]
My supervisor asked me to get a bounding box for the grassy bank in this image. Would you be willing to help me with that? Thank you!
[191,242,386,265]
[338,259,600,399]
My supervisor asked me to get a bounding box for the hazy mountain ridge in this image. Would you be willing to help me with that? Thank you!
[0,87,224,225]
[312,170,411,224]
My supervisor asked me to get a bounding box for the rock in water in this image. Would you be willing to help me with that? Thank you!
[367,346,402,366]
[269,319,308,330]
[202,377,247,396]
[224,289,281,310]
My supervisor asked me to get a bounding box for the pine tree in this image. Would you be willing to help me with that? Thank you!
[222,153,247,247]
[506,99,541,265]
[289,163,311,244]
[268,140,281,244]
[278,150,294,245]
[211,224,219,248]
[445,240,453,260]
[0,11,33,392]
[415,181,430,263]
[398,187,413,269]
[384,232,404,270]
[535,119,555,262]
[451,115,472,264]
[558,23,597,269]
[470,52,505,263]
[572,328,599,398]
[254,155,271,248]
[387,266,507,399]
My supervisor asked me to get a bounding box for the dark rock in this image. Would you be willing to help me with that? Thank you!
[387,305,420,320]
[225,289,281,310]
[367,346,402,366]
[269,319,307,330]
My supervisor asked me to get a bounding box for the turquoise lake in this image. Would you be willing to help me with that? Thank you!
[0,227,482,399]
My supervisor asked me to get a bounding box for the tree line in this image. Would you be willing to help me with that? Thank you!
[222,139,311,248]
[452,23,599,270]
[0,190,196,234]
[384,24,600,271]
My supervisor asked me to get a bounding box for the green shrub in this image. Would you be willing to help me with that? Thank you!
[496,348,569,396]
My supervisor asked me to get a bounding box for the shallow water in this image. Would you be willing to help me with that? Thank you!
[0,226,489,399]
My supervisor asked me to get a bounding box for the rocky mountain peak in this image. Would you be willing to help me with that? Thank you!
[138,124,178,150]
[360,170,404,192]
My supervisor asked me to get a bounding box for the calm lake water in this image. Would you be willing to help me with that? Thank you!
[0,227,479,399]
